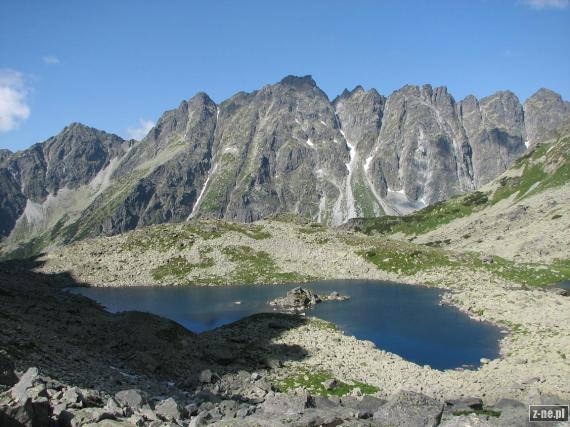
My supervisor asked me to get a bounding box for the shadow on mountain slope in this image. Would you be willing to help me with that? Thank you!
[0,256,309,396]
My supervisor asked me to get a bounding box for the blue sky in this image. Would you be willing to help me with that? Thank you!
[1,0,569,151]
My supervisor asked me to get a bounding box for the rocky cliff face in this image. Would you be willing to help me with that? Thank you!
[0,124,131,242]
[524,88,570,147]
[1,76,569,251]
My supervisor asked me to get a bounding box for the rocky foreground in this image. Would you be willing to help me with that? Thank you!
[1,255,570,426]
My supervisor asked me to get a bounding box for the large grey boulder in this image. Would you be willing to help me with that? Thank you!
[10,367,40,403]
[154,397,183,422]
[342,395,386,419]
[0,367,52,427]
[259,392,311,415]
[113,389,147,412]
[59,407,116,427]
[373,390,444,426]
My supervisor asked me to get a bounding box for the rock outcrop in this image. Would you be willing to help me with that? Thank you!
[269,286,349,311]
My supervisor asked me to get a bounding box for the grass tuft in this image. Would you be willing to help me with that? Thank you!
[274,368,379,397]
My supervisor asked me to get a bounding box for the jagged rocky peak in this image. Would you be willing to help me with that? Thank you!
[524,88,570,146]
[0,123,129,239]
[333,85,385,151]
[6,122,127,202]
[146,92,217,144]
[202,74,349,224]
[39,123,127,194]
[1,75,568,247]
[279,74,318,89]
[114,92,218,177]
[458,91,526,187]
[479,91,524,130]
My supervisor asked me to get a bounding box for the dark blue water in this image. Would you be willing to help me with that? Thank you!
[69,280,502,370]
[554,280,570,292]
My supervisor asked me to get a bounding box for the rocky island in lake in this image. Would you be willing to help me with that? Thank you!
[269,287,350,311]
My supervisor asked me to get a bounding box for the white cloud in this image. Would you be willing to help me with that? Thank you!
[523,0,568,9]
[0,69,31,133]
[42,55,60,65]
[126,118,155,140]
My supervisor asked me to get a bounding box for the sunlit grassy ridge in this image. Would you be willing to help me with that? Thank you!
[345,234,570,286]
[348,135,570,238]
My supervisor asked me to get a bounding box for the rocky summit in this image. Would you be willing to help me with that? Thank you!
[1,76,569,258]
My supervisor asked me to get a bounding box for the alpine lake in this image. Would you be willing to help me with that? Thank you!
[70,280,504,371]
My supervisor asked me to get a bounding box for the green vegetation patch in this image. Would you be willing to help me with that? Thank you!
[356,240,458,276]
[353,177,383,218]
[350,191,488,237]
[298,223,326,235]
[123,226,196,252]
[151,251,215,281]
[274,368,379,397]
[199,153,237,214]
[352,235,570,286]
[121,221,270,253]
[475,257,570,287]
[493,137,570,204]
[221,245,307,284]
[58,169,148,242]
[306,317,338,331]
[500,320,529,335]
[0,232,51,261]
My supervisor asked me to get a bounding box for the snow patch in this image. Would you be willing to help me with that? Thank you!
[340,129,357,220]
[306,138,315,148]
[317,194,326,223]
[364,155,374,173]
[187,163,218,220]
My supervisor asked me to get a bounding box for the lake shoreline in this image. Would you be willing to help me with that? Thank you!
[32,220,570,404]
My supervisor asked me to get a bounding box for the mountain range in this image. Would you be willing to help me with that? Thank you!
[1,75,569,255]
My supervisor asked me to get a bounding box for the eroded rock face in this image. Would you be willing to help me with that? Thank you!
[1,77,568,246]
[459,91,527,186]
[524,88,570,148]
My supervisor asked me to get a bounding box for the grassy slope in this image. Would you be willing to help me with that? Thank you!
[348,135,570,238]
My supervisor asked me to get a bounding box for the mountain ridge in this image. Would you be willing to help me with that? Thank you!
[1,75,569,257]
